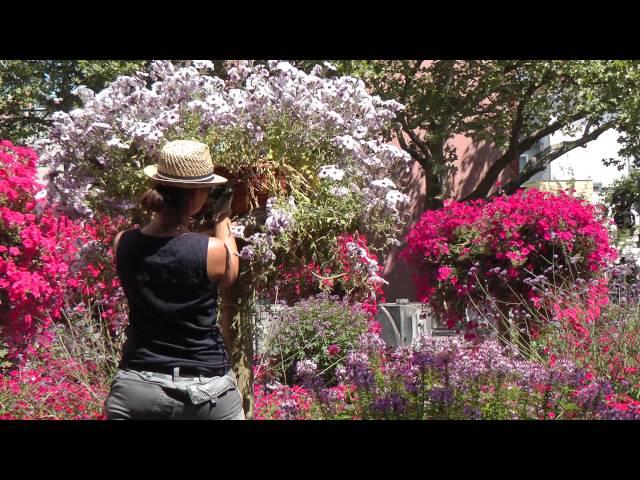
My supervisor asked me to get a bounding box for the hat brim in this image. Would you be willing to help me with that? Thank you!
[143,165,228,188]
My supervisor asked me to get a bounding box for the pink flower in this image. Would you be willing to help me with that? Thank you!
[327,344,341,356]
[368,321,383,334]
[436,266,453,281]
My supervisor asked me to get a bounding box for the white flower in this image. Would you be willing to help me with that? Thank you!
[238,245,254,260]
[318,165,345,181]
[383,99,405,112]
[371,178,396,190]
[352,126,368,139]
[333,135,361,155]
[368,274,389,286]
[192,60,214,71]
[163,112,180,126]
[275,62,298,75]
[367,258,379,270]
[71,85,95,103]
[385,190,409,209]
[330,186,349,197]
[69,109,84,119]
[106,137,130,149]
[265,208,293,234]
[51,111,70,123]
[88,122,112,132]
[230,225,246,239]
[310,64,325,77]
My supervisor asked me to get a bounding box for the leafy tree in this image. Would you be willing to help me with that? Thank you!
[0,60,150,144]
[0,60,238,145]
[606,168,640,234]
[296,60,640,209]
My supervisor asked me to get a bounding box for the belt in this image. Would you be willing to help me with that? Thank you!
[121,364,228,378]
[116,368,238,406]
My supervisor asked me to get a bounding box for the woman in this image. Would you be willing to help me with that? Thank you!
[104,140,244,420]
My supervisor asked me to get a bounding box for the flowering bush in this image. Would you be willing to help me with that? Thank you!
[257,330,640,420]
[0,140,128,346]
[43,60,409,219]
[259,295,371,386]
[260,230,386,313]
[254,257,640,420]
[42,61,410,283]
[526,269,640,408]
[0,140,129,419]
[0,329,108,420]
[402,188,617,337]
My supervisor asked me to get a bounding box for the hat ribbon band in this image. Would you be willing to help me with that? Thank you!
[155,170,217,181]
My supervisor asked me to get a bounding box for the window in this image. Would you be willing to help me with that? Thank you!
[519,154,528,172]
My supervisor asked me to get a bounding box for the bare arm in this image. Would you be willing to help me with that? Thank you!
[206,214,240,359]
[206,215,239,288]
[218,283,238,358]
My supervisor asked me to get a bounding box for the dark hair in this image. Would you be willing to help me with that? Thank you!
[140,183,192,213]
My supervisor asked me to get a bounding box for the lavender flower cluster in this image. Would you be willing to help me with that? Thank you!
[316,333,624,419]
[238,197,295,263]
[41,60,411,232]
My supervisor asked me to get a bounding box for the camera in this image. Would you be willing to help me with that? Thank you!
[192,184,235,231]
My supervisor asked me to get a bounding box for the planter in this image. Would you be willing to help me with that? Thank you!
[214,166,290,217]
[249,169,289,209]
[231,180,250,216]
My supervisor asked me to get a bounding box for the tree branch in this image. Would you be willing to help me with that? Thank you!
[516,110,589,152]
[394,126,425,163]
[501,120,616,194]
[400,60,422,105]
[462,110,592,201]
[399,116,432,161]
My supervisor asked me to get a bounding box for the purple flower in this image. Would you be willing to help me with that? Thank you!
[372,393,409,416]
[429,387,454,405]
[343,351,375,389]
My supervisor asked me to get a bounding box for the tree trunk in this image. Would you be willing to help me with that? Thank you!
[220,281,255,419]
[425,172,445,211]
[421,140,446,211]
[464,149,517,201]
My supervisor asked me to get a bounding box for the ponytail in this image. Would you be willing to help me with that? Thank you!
[140,184,190,213]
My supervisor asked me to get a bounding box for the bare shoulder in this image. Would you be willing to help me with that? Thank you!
[113,230,126,252]
[207,236,226,260]
[206,236,227,281]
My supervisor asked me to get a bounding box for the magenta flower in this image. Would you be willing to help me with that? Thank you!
[327,344,341,356]
[436,266,453,281]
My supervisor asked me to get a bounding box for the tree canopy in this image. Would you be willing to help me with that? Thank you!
[296,60,640,209]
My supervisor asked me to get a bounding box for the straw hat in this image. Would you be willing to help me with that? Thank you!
[143,140,227,188]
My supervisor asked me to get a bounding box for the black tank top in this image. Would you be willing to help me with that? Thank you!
[115,228,230,376]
